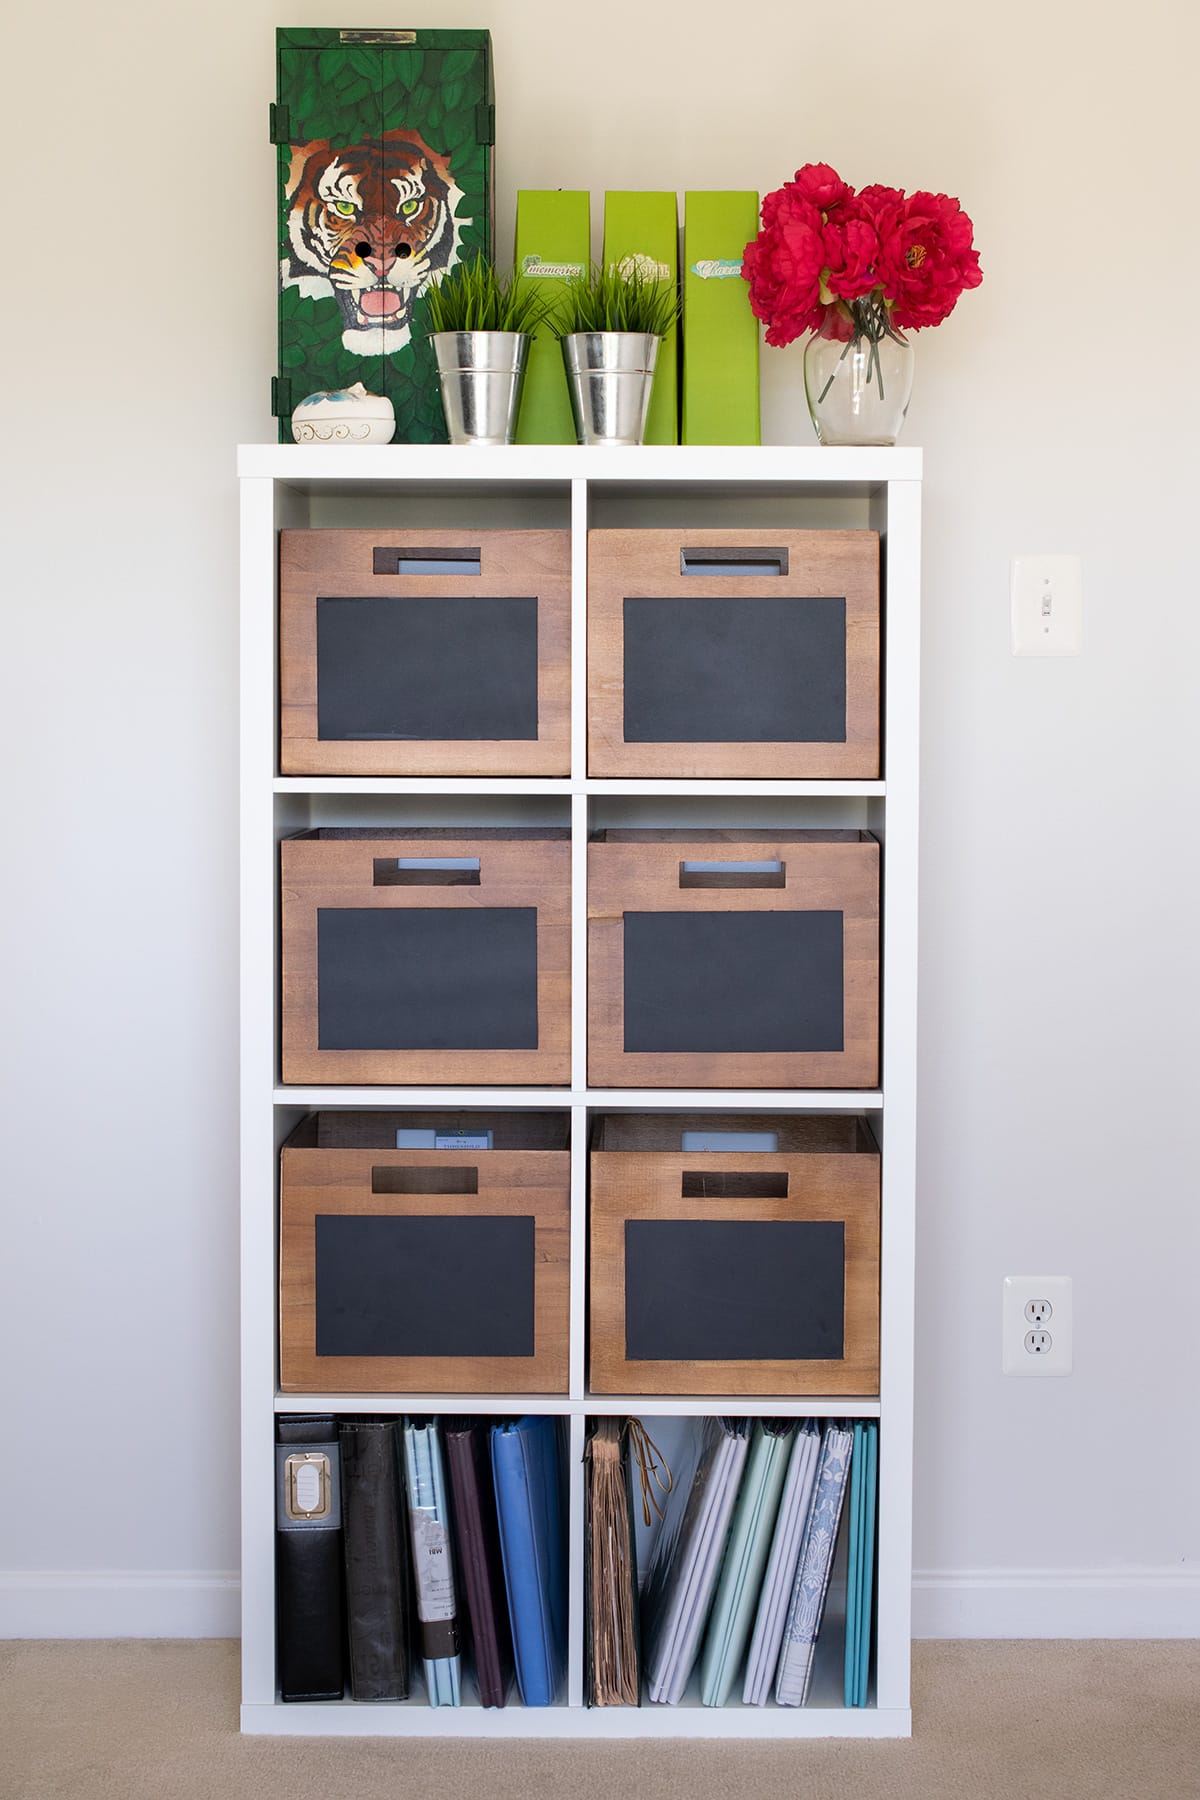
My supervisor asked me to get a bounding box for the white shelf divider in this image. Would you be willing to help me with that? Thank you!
[273,1087,884,1110]
[274,777,883,798]
[274,1394,884,1419]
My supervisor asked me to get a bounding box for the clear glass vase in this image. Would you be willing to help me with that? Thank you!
[803,305,915,446]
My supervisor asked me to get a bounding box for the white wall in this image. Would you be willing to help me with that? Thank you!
[2,0,1197,1637]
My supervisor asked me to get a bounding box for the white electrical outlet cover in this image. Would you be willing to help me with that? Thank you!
[1003,1275,1073,1376]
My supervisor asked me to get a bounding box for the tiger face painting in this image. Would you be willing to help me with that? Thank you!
[282,129,468,355]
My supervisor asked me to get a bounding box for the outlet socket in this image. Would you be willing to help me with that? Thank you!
[1004,1276,1072,1376]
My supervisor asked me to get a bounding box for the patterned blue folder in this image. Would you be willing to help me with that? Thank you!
[774,1423,853,1706]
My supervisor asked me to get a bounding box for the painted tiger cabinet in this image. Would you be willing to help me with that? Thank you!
[272,27,495,443]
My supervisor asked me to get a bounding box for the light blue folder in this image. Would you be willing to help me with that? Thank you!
[844,1421,878,1706]
[699,1421,794,1706]
[742,1420,821,1705]
[401,1418,462,1707]
[641,1418,751,1705]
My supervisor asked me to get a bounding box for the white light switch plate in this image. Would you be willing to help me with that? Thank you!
[1011,555,1083,655]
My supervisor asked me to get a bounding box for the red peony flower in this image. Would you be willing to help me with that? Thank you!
[821,200,880,302]
[741,181,827,346]
[793,162,852,213]
[873,189,983,330]
[856,183,904,217]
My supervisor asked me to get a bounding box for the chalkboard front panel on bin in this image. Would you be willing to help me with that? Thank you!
[587,528,879,778]
[281,1111,570,1393]
[589,1112,880,1395]
[280,529,570,776]
[587,830,879,1088]
[281,828,571,1085]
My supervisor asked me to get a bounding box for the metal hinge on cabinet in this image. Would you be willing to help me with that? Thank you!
[269,102,291,145]
[271,376,292,420]
[475,101,495,145]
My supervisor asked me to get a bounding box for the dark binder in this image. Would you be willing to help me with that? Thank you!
[443,1419,514,1708]
[338,1417,411,1700]
[275,1415,345,1702]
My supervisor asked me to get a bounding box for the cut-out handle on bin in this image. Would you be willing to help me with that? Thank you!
[681,1170,789,1199]
[371,1165,480,1195]
[680,546,789,577]
[678,859,785,889]
[373,857,481,887]
[373,546,482,576]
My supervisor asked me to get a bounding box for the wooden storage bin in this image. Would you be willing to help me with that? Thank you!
[281,828,571,1086]
[589,1113,880,1395]
[279,528,570,775]
[587,527,879,778]
[280,1111,570,1393]
[587,830,879,1089]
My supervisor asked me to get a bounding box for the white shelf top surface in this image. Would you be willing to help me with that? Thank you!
[238,441,922,487]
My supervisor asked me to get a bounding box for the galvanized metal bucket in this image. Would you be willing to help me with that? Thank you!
[561,332,660,446]
[433,331,531,446]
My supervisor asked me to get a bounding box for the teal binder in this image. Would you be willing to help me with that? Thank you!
[843,1420,878,1707]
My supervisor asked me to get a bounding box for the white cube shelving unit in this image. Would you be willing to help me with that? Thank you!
[239,442,921,1738]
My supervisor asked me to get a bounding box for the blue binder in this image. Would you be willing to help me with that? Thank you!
[490,1417,566,1705]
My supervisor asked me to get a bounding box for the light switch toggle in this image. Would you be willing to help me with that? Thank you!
[1011,554,1083,656]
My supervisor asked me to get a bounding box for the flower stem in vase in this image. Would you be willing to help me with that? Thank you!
[817,334,855,407]
[803,299,914,447]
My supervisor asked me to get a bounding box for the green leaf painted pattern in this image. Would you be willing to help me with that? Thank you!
[440,48,478,82]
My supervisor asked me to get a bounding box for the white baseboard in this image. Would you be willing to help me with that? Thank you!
[913,1568,1200,1639]
[0,1571,240,1639]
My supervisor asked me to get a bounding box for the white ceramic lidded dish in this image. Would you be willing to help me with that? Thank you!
[291,382,395,445]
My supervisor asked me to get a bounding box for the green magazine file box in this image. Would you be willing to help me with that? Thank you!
[602,192,679,445]
[514,191,590,445]
[271,27,495,444]
[682,192,760,445]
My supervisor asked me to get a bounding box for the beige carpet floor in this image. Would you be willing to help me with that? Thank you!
[1,1640,1197,1800]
